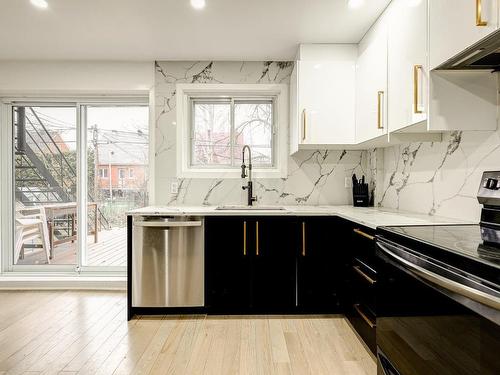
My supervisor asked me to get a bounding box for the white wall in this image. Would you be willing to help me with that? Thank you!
[0,61,154,94]
[154,61,369,206]
[375,75,500,221]
[0,61,155,273]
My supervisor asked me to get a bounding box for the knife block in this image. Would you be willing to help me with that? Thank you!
[352,183,369,207]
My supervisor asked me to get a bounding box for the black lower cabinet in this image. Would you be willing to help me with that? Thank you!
[297,217,346,312]
[205,216,251,312]
[205,216,297,313]
[342,222,378,354]
[251,217,297,312]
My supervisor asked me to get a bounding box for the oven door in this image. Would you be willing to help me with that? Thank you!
[376,239,500,375]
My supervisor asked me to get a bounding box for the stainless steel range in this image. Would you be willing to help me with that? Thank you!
[375,171,500,375]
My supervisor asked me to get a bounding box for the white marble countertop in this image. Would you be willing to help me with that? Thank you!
[128,205,472,229]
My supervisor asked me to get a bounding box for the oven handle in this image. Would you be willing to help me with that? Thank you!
[377,241,500,311]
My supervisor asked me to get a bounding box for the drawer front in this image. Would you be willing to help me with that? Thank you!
[346,302,376,354]
[351,258,377,315]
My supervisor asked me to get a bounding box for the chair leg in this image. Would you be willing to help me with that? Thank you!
[39,223,51,265]
[14,228,24,265]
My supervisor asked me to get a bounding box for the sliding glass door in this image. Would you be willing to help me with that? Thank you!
[9,100,148,273]
[84,105,149,268]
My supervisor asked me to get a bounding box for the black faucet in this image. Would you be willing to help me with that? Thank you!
[241,145,257,206]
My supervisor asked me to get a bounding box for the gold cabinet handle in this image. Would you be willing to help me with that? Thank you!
[302,109,307,141]
[377,91,384,129]
[353,228,375,241]
[243,221,247,256]
[354,304,376,328]
[353,265,376,285]
[255,221,259,256]
[413,65,423,114]
[302,222,306,256]
[476,0,487,26]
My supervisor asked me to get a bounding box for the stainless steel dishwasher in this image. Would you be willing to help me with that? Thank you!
[132,216,204,307]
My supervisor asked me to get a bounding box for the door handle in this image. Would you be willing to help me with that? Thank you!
[413,65,423,114]
[476,0,487,26]
[133,220,202,228]
[243,221,247,256]
[377,91,384,129]
[255,221,259,256]
[302,109,307,141]
[377,241,500,311]
[302,221,306,256]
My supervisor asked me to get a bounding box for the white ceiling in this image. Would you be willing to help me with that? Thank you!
[0,0,391,61]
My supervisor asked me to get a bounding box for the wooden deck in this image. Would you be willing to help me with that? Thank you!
[16,227,127,266]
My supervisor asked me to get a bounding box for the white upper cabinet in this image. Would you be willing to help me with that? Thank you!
[289,45,357,153]
[430,0,499,69]
[388,0,428,132]
[355,14,388,144]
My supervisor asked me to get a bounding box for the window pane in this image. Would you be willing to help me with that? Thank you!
[86,105,149,267]
[13,106,78,265]
[234,102,273,166]
[192,102,231,165]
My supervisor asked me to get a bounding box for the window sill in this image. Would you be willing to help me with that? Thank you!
[178,167,286,179]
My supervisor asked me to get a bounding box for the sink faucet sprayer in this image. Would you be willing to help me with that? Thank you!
[241,145,257,206]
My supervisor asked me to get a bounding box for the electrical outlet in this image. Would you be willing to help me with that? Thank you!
[170,181,179,194]
[345,177,352,188]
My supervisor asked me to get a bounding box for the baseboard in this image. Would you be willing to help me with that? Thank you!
[0,276,126,290]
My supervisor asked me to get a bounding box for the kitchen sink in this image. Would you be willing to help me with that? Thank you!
[216,205,286,211]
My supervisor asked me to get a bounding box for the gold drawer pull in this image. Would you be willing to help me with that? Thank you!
[353,265,376,285]
[255,221,259,256]
[354,304,376,329]
[413,65,423,114]
[302,109,307,141]
[353,228,375,241]
[302,221,306,256]
[377,91,384,129]
[476,0,487,26]
[243,221,247,256]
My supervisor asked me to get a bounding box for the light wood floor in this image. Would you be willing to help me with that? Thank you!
[0,291,376,375]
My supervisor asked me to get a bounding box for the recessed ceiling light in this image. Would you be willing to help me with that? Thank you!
[30,0,48,9]
[347,0,364,9]
[190,0,206,10]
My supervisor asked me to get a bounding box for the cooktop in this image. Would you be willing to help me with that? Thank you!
[378,224,500,269]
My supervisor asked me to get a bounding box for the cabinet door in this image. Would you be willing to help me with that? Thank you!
[297,217,344,312]
[355,16,388,143]
[430,0,498,69]
[297,59,356,145]
[205,217,251,312]
[388,0,428,132]
[251,217,297,311]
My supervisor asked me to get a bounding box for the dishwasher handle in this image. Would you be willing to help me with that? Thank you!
[134,220,203,228]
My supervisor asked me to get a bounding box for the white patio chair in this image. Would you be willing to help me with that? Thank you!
[14,203,51,264]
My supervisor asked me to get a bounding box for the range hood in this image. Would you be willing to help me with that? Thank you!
[435,29,500,71]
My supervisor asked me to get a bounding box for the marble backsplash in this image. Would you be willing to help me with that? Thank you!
[154,61,369,206]
[375,128,500,222]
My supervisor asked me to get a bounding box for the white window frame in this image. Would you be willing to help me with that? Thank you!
[0,97,148,276]
[99,168,108,178]
[118,168,126,180]
[129,168,135,179]
[176,84,288,179]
